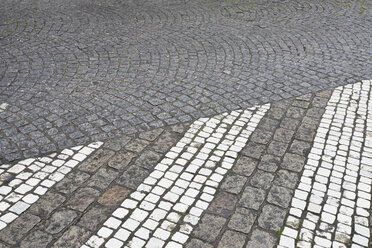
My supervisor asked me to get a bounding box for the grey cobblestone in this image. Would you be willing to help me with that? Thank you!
[0,214,40,245]
[239,186,266,210]
[194,214,227,243]
[54,171,90,194]
[233,156,258,177]
[43,209,77,234]
[188,91,332,247]
[221,174,247,195]
[77,204,112,231]
[217,230,246,248]
[208,192,238,217]
[267,185,293,208]
[250,170,275,190]
[29,192,66,219]
[20,230,53,248]
[51,226,90,248]
[245,229,276,248]
[258,204,287,232]
[186,239,213,248]
[0,125,180,247]
[66,187,100,212]
[228,208,256,234]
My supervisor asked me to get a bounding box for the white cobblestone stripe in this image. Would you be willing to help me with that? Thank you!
[0,142,103,230]
[279,80,372,248]
[82,104,270,248]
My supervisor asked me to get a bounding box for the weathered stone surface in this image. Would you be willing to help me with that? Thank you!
[245,229,277,248]
[292,99,310,109]
[54,170,90,194]
[44,209,77,234]
[78,149,114,172]
[242,142,266,159]
[286,107,306,119]
[273,128,295,143]
[274,170,299,189]
[151,131,180,153]
[289,139,311,156]
[117,166,150,189]
[169,124,186,134]
[307,107,325,118]
[0,214,40,244]
[208,191,238,217]
[239,186,266,210]
[20,230,53,248]
[78,205,112,231]
[281,153,306,172]
[217,230,247,248]
[228,208,256,233]
[221,174,247,194]
[139,129,163,141]
[267,107,286,120]
[0,0,369,165]
[29,192,66,218]
[107,151,136,170]
[134,150,162,170]
[51,225,91,248]
[186,239,213,248]
[267,185,293,208]
[67,187,100,212]
[258,154,280,172]
[98,185,131,206]
[258,204,286,231]
[295,126,317,142]
[250,170,275,190]
[194,214,227,242]
[233,156,258,177]
[108,136,133,150]
[250,130,273,145]
[103,136,132,151]
[257,118,280,132]
[87,168,118,189]
[125,139,150,153]
[267,140,288,157]
[280,118,301,130]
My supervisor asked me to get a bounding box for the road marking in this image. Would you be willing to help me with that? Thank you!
[279,80,372,248]
[0,142,103,231]
[82,103,270,248]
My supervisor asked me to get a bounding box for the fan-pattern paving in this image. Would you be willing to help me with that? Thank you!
[0,0,372,163]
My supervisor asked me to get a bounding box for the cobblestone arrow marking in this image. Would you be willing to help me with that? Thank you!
[82,104,270,248]
[0,142,103,231]
[279,80,372,248]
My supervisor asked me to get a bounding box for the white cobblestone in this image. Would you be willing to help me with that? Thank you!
[82,104,269,247]
[280,81,372,247]
[0,142,101,231]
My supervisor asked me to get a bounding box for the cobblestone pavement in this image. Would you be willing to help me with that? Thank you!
[0,80,371,247]
[1,0,372,162]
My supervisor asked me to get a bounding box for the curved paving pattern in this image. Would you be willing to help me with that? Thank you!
[1,80,372,247]
[1,0,372,162]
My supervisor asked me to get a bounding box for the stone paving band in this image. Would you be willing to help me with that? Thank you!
[279,80,372,248]
[0,80,371,247]
[1,0,371,163]
[82,105,269,247]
